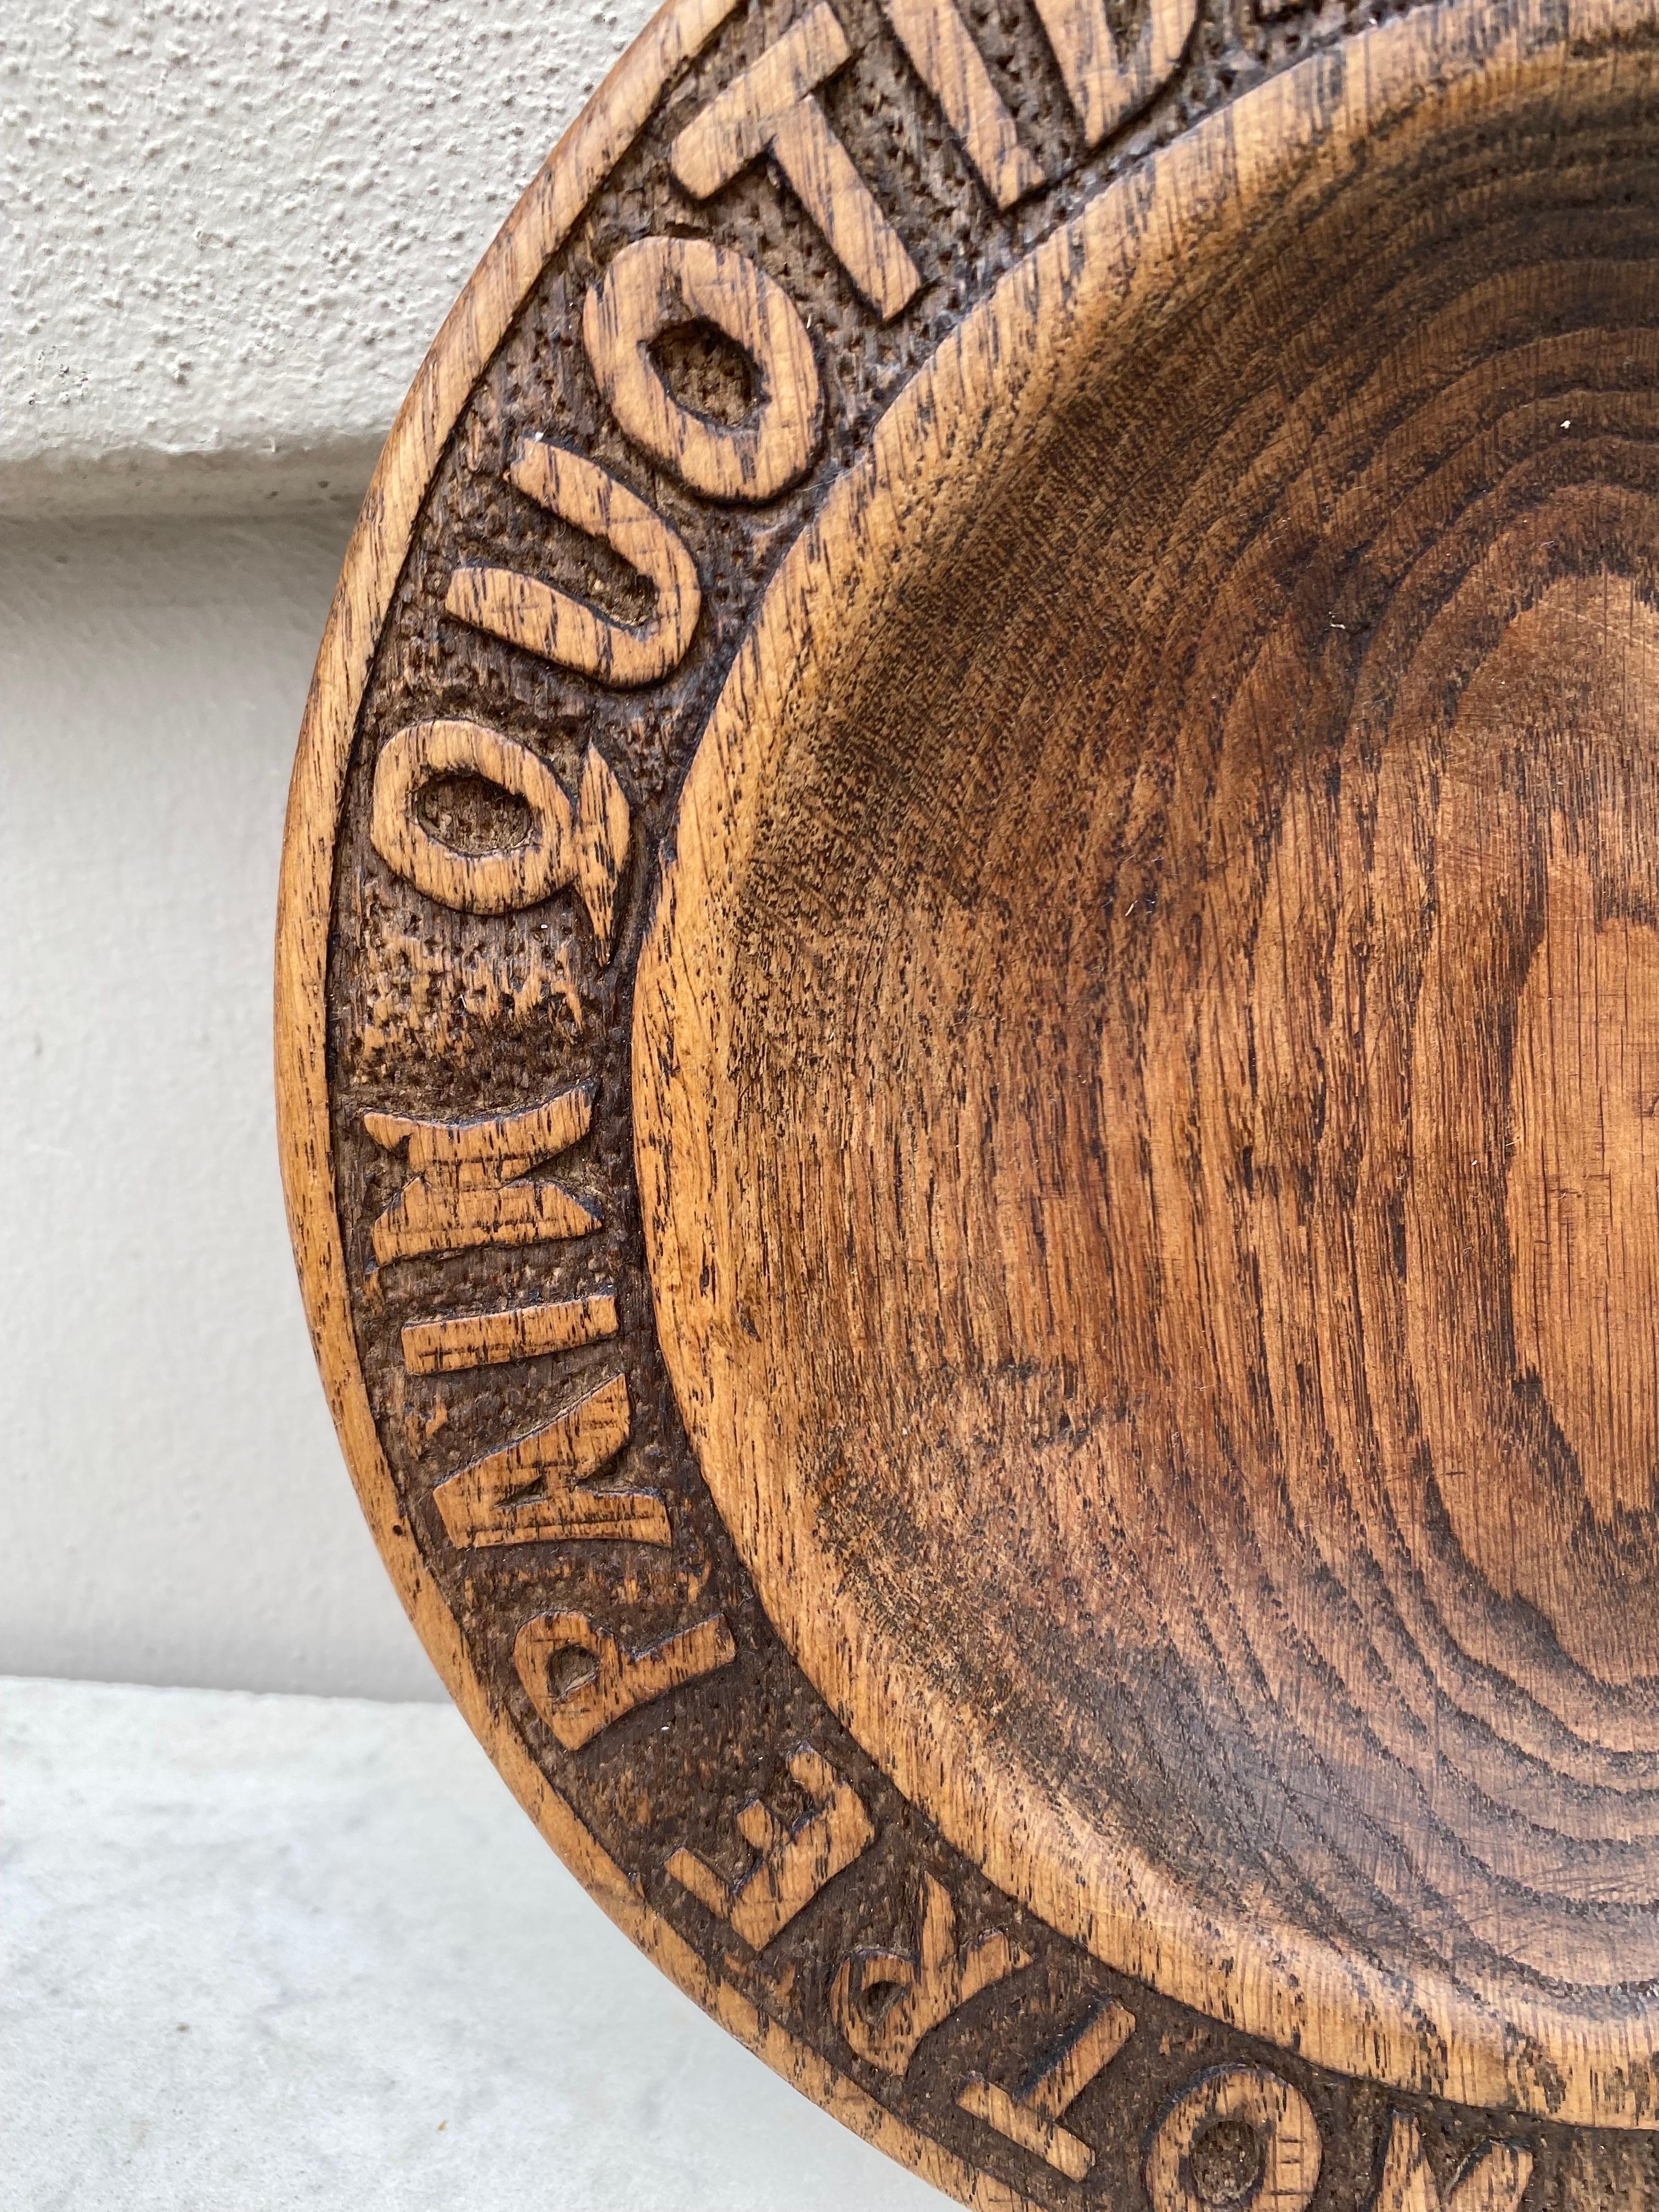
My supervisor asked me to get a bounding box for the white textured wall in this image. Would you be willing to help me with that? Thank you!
[0,512,441,1696]
[2,1,665,1692]
[3,0,654,514]
[5,1679,945,2209]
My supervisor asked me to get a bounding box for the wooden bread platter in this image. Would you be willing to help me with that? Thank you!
[276,0,1659,2201]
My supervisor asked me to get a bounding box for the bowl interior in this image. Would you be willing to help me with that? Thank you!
[637,5,1659,2117]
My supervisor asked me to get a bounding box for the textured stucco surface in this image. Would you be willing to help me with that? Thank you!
[1,1675,947,2209]
[3,0,656,512]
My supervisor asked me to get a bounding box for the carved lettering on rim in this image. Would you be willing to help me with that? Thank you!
[515,1609,738,1748]
[1144,2068,1322,2212]
[364,1087,600,1265]
[956,1996,1136,2179]
[278,0,1659,2201]
[670,4,922,318]
[583,236,825,501]
[831,1872,1030,2075]
[1366,2117,1534,2212]
[445,440,703,687]
[369,723,630,955]
[432,1372,663,1549]
[881,0,1043,208]
[1031,0,1199,149]
[399,1291,620,1375]
[666,1744,873,1948]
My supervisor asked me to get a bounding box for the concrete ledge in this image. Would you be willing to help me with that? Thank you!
[0,436,386,523]
[2,1675,946,2211]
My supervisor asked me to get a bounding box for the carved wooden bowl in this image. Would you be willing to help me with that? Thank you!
[634,24,1659,2128]
[280,0,1659,2199]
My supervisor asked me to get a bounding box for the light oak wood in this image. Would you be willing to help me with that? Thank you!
[582,234,824,499]
[445,439,703,687]
[278,0,1659,2198]
[668,4,922,316]
[399,1291,619,1375]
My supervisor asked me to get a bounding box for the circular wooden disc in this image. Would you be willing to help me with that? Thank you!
[279,0,1659,2204]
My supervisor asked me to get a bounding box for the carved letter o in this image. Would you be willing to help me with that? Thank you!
[1144,2066,1321,2212]
[582,236,823,504]
[369,720,572,915]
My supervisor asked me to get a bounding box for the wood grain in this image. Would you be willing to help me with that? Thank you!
[399,1291,619,1374]
[581,234,825,499]
[444,438,703,687]
[668,4,922,317]
[957,1998,1136,2181]
[636,4,1659,2125]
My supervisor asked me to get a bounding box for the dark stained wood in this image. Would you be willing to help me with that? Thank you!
[637,38,1659,2114]
[277,0,1659,2200]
